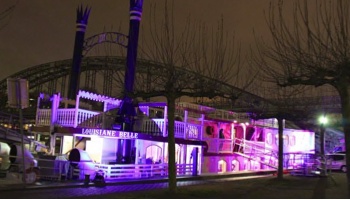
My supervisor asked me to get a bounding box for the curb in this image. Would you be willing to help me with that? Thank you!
[0,170,276,191]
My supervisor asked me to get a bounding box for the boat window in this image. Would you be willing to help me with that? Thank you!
[146,145,162,163]
[289,135,296,146]
[231,159,239,171]
[218,159,227,173]
[284,135,289,146]
[266,133,272,145]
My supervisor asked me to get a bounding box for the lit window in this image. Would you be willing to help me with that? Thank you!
[218,159,227,173]
[231,159,239,171]
[289,136,296,146]
[284,135,289,146]
[146,145,162,163]
[266,133,272,145]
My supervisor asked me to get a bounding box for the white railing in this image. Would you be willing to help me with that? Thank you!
[233,138,278,168]
[204,138,234,153]
[175,102,212,119]
[175,107,201,119]
[186,123,202,140]
[36,108,202,139]
[36,108,100,128]
[95,163,193,179]
[243,140,270,155]
[76,109,101,127]
[36,109,51,126]
[2,154,195,182]
[174,121,186,138]
[207,110,237,121]
[56,109,76,127]
[95,163,168,179]
[142,119,164,136]
[142,119,202,140]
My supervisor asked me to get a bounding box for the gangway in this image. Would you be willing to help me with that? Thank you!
[233,138,319,175]
[0,126,31,144]
[0,111,31,144]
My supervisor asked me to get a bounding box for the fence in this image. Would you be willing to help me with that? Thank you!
[95,163,193,180]
[36,108,100,127]
[0,154,195,184]
[142,119,202,140]
[36,108,202,139]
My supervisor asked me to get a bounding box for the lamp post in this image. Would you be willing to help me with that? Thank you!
[318,115,328,176]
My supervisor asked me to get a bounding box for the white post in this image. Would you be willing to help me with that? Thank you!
[184,110,188,139]
[217,122,220,152]
[241,123,247,153]
[183,110,188,165]
[200,114,205,141]
[49,94,60,155]
[103,101,108,112]
[163,106,167,137]
[146,106,149,116]
[74,94,80,128]
[102,101,107,129]
[35,94,42,126]
[231,123,235,152]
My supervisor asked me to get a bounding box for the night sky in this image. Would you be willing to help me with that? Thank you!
[0,0,274,81]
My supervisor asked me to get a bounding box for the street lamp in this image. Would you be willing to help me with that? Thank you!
[318,115,328,176]
[318,116,328,125]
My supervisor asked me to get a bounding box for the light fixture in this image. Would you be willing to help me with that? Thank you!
[318,115,328,125]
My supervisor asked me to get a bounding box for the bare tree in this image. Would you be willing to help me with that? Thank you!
[0,2,17,112]
[251,83,319,179]
[131,0,244,193]
[254,0,350,196]
[0,2,16,31]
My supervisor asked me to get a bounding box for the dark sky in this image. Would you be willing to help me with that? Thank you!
[0,0,273,80]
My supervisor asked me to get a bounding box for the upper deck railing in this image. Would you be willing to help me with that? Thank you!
[36,108,101,128]
[35,108,202,140]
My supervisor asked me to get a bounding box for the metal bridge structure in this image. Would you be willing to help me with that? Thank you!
[0,27,343,130]
[0,56,344,139]
[0,55,343,121]
[0,56,344,166]
[0,56,277,114]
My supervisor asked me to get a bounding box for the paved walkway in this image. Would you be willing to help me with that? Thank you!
[0,170,348,198]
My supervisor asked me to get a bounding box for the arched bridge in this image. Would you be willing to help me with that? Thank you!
[0,55,343,128]
[0,56,275,113]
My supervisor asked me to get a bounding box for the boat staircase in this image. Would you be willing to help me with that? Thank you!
[232,138,319,175]
[233,138,278,169]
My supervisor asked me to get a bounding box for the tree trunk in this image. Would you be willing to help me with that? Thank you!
[167,96,177,193]
[277,117,284,180]
[338,85,350,198]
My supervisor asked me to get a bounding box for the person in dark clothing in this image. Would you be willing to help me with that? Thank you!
[219,128,225,151]
[219,129,225,139]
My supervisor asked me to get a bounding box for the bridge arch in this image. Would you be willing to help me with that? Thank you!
[0,56,270,112]
[83,32,128,55]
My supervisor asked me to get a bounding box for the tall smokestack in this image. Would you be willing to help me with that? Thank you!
[115,0,143,164]
[67,5,91,100]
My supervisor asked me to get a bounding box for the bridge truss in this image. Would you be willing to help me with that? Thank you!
[0,56,343,130]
